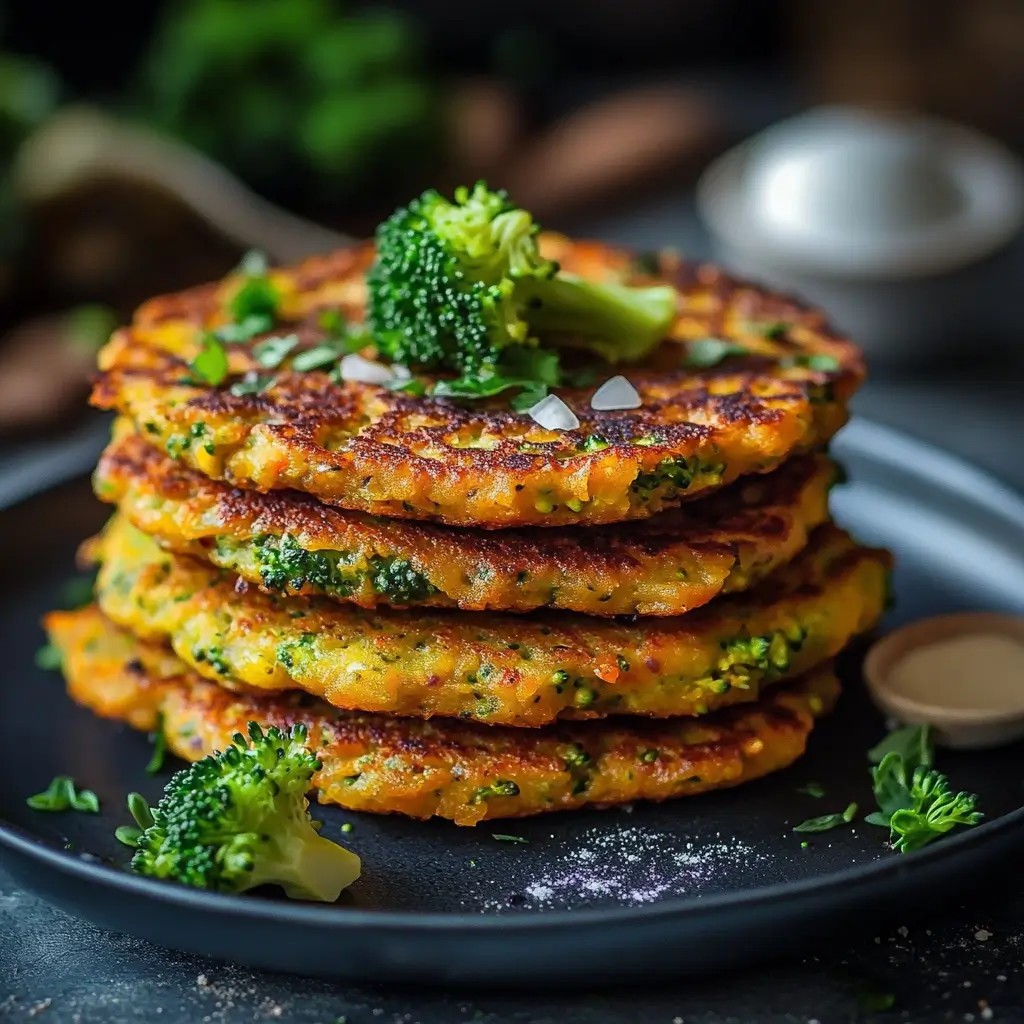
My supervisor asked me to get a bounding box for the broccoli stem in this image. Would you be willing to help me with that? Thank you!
[520,274,677,362]
[250,826,362,902]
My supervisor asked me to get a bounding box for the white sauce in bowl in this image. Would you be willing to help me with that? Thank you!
[887,633,1024,714]
[864,612,1024,749]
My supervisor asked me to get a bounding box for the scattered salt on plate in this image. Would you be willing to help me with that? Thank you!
[590,375,642,410]
[529,394,580,431]
[468,824,767,912]
[338,353,395,385]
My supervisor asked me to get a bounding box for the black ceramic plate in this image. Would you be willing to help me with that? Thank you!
[1,418,1023,987]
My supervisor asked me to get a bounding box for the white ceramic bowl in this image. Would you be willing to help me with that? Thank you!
[697,107,1024,365]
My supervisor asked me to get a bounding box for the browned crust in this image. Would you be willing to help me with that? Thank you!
[92,514,891,726]
[95,425,837,616]
[91,237,863,528]
[47,605,840,825]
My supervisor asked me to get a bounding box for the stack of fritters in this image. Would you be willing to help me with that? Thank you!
[45,237,892,825]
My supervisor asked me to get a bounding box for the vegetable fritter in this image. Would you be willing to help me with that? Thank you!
[91,237,863,528]
[96,425,837,617]
[47,606,841,825]
[93,514,890,726]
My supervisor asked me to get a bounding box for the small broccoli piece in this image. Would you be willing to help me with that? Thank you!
[122,722,360,901]
[867,750,983,854]
[368,555,437,604]
[888,767,983,853]
[253,534,360,598]
[367,182,677,381]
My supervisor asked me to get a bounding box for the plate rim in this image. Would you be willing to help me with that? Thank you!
[2,415,1023,933]
[1,795,1023,935]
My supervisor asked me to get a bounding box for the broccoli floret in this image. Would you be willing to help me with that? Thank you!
[121,723,360,902]
[367,182,677,381]
[888,766,983,853]
[368,555,437,604]
[254,533,360,598]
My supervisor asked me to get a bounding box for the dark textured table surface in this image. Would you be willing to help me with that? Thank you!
[3,199,1024,1023]
[1,874,1023,1023]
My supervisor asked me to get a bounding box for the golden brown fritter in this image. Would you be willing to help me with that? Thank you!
[47,605,840,825]
[91,237,863,528]
[93,513,889,726]
[96,424,837,617]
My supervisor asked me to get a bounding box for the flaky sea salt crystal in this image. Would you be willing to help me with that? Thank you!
[339,353,394,384]
[529,394,580,431]
[590,375,642,410]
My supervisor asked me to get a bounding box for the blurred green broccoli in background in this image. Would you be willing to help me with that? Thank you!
[0,51,59,258]
[137,0,438,202]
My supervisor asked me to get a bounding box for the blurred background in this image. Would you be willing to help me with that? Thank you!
[2,0,1024,478]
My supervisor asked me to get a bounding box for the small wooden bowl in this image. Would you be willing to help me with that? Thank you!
[863,612,1024,750]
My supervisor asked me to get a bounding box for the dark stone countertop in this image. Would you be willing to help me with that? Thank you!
[2,866,1023,1022]
[3,197,1024,1024]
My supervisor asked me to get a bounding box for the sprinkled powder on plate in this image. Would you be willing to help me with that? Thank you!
[468,824,766,911]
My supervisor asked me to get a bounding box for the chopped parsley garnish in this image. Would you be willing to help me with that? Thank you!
[383,376,428,396]
[683,338,748,368]
[780,353,840,372]
[431,347,562,411]
[864,724,982,853]
[492,834,529,844]
[793,801,857,833]
[253,334,300,368]
[27,776,99,813]
[216,318,273,344]
[35,642,62,671]
[797,781,826,799]
[187,333,229,387]
[229,372,277,397]
[223,250,279,339]
[867,723,933,769]
[189,251,282,382]
[292,343,345,373]
[288,317,369,376]
[145,713,168,775]
[397,347,599,412]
